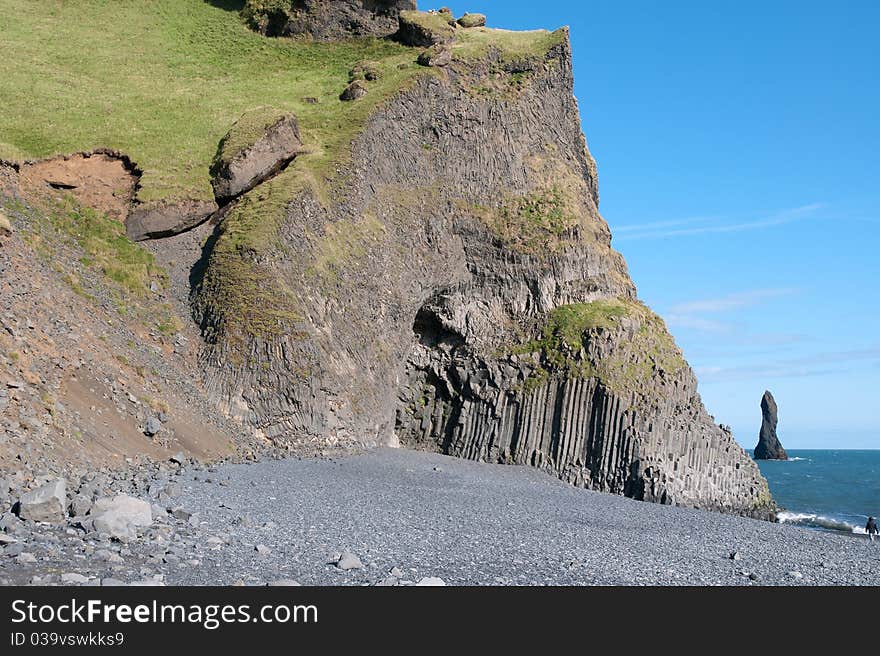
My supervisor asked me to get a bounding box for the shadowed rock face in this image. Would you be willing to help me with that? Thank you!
[211,113,302,204]
[754,391,788,460]
[194,31,775,518]
[126,198,217,242]
[243,0,416,40]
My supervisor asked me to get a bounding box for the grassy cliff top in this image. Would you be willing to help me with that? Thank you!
[0,1,565,208]
[0,0,418,204]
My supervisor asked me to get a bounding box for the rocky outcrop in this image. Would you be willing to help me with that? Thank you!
[242,0,416,40]
[194,29,774,517]
[417,44,453,67]
[457,13,486,28]
[754,390,788,460]
[340,80,369,101]
[210,110,302,204]
[395,9,457,46]
[126,198,217,242]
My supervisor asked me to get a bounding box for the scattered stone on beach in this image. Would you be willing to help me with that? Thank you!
[255,544,271,556]
[129,580,165,587]
[90,495,152,541]
[61,572,90,584]
[17,478,66,523]
[268,579,301,586]
[0,450,875,586]
[416,576,446,586]
[4,543,25,557]
[144,417,162,437]
[94,549,125,564]
[0,512,21,532]
[171,507,192,522]
[335,551,363,570]
[69,494,93,518]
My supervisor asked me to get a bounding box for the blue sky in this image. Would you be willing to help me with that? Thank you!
[443,1,880,448]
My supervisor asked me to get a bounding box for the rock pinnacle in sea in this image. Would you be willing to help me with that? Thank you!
[754,390,788,460]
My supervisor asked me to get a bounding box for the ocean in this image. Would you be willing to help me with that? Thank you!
[752,449,880,535]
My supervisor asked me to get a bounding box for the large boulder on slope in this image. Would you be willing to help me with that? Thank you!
[242,0,416,40]
[89,495,152,541]
[210,109,302,203]
[395,10,457,47]
[16,478,66,523]
[125,198,217,242]
[457,13,486,28]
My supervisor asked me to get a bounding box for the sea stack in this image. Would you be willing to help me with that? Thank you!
[754,390,788,460]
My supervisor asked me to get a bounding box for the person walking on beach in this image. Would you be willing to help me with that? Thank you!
[866,516,878,542]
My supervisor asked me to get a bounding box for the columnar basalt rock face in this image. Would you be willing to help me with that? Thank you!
[754,390,788,460]
[195,30,774,517]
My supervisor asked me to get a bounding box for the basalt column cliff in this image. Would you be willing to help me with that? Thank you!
[194,8,774,518]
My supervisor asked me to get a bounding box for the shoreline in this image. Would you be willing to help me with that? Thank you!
[3,448,880,586]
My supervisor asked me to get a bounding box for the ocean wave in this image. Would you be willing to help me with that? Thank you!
[787,457,807,461]
[776,511,865,534]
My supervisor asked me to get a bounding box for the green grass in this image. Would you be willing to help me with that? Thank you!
[0,1,568,348]
[514,299,633,363]
[0,0,423,204]
[544,300,632,348]
[471,187,580,254]
[400,9,456,39]
[513,298,686,396]
[46,199,168,298]
[5,193,181,334]
[454,26,567,62]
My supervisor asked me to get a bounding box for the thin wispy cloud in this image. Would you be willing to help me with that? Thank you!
[612,216,716,233]
[696,346,880,383]
[665,314,735,334]
[695,364,842,383]
[669,288,799,315]
[612,203,826,241]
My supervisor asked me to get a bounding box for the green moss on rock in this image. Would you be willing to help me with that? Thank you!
[349,60,382,82]
[457,13,486,28]
[397,10,457,47]
[196,168,305,345]
[307,214,387,287]
[472,186,580,254]
[211,107,294,174]
[512,298,686,398]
